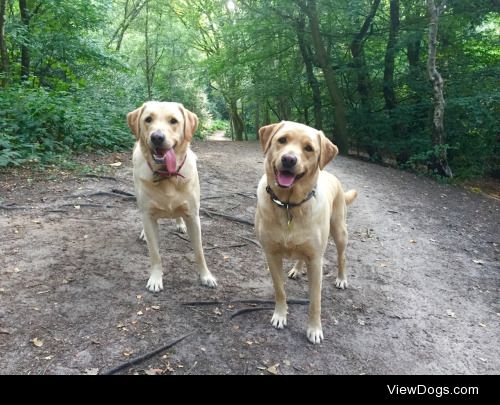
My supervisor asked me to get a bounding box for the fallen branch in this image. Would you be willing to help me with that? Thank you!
[205,243,247,251]
[60,203,118,209]
[101,331,195,375]
[71,190,135,200]
[81,174,118,181]
[234,192,256,199]
[230,307,274,319]
[200,209,254,227]
[171,232,190,243]
[201,192,255,201]
[0,204,27,210]
[239,236,261,247]
[182,299,308,306]
[111,189,135,197]
[201,196,225,201]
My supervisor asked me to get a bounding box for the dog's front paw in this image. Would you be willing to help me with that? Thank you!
[176,219,187,234]
[146,272,163,292]
[335,277,348,289]
[200,273,217,288]
[271,310,287,329]
[307,326,324,344]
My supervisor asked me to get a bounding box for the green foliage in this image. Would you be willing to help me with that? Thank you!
[0,0,498,180]
[0,85,133,166]
[200,119,230,139]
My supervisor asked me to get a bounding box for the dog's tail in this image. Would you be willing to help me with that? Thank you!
[345,189,358,205]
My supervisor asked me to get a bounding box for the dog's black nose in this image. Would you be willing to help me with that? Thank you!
[281,154,297,169]
[151,131,165,146]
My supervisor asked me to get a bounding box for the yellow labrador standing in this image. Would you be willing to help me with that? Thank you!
[255,121,357,344]
[127,101,216,292]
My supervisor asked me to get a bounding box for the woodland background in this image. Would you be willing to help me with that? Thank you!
[0,0,498,180]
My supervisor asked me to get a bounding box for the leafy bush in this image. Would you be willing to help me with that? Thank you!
[0,85,134,167]
[199,119,230,139]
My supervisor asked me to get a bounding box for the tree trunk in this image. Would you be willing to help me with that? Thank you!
[0,0,8,86]
[296,16,322,130]
[230,99,244,141]
[350,0,380,110]
[383,0,399,110]
[264,102,270,126]
[427,0,452,177]
[299,0,348,154]
[144,1,152,99]
[19,0,30,82]
[254,99,260,140]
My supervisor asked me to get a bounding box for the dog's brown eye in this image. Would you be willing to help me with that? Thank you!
[170,118,178,125]
[305,145,314,152]
[278,137,287,144]
[145,116,153,124]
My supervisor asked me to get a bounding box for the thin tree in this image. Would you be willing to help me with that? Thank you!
[350,0,381,111]
[383,0,399,110]
[297,0,349,154]
[0,0,8,86]
[18,0,29,81]
[296,15,322,130]
[427,0,452,177]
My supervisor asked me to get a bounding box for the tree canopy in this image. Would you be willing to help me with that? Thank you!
[0,0,498,179]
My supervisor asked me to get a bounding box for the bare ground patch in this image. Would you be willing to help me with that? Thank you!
[0,141,498,374]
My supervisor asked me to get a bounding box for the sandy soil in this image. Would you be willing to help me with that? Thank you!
[0,141,498,375]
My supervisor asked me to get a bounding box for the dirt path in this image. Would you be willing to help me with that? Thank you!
[206,130,229,141]
[0,141,498,375]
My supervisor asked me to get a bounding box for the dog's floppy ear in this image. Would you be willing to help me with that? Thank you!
[258,121,285,154]
[318,131,339,169]
[127,104,145,139]
[178,104,199,143]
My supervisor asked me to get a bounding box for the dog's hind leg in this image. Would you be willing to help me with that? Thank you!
[183,214,217,288]
[175,218,187,234]
[288,260,305,279]
[330,204,348,290]
[142,213,164,292]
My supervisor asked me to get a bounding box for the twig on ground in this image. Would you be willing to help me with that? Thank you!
[230,307,274,319]
[239,236,261,247]
[186,361,198,375]
[181,299,308,306]
[201,196,225,201]
[0,204,27,210]
[71,191,134,200]
[205,243,247,251]
[81,174,118,181]
[171,232,190,243]
[101,332,195,375]
[200,209,254,226]
[234,192,256,199]
[60,203,117,209]
[201,210,214,219]
[111,189,135,197]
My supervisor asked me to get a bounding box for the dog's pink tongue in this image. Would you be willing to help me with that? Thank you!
[164,149,177,173]
[277,171,295,188]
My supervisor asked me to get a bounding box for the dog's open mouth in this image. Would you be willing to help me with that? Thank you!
[274,168,306,188]
[152,146,177,172]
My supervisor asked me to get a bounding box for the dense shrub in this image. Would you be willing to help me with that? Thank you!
[0,85,134,166]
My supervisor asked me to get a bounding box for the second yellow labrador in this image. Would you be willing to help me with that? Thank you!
[255,121,357,344]
[127,101,217,292]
